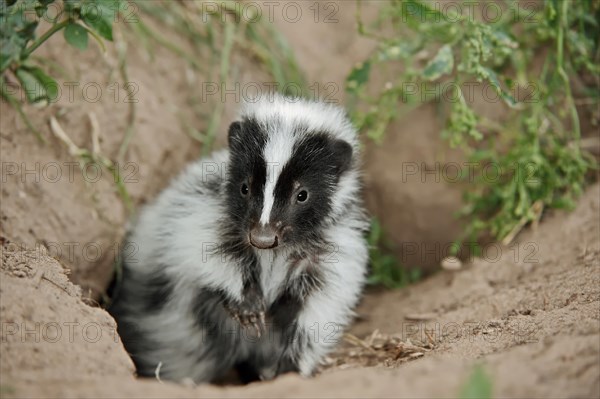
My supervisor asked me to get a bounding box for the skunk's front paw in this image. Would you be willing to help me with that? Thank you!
[225,296,266,337]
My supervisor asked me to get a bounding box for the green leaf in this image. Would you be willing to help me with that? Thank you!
[482,67,517,107]
[459,365,493,399]
[346,60,371,92]
[369,218,382,244]
[1,39,21,71]
[377,41,418,62]
[423,45,454,81]
[81,1,118,41]
[63,23,89,50]
[24,66,59,102]
[0,2,39,72]
[15,67,46,103]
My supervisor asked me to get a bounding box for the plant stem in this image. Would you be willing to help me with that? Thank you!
[22,20,70,60]
[556,0,581,143]
[116,34,136,163]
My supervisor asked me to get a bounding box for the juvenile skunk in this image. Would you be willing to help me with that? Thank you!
[109,95,369,383]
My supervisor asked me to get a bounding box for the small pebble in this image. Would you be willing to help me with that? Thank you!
[441,256,462,270]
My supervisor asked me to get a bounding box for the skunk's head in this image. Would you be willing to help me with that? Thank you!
[223,95,360,252]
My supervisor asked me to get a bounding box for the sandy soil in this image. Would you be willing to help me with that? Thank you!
[1,1,599,398]
[1,184,598,398]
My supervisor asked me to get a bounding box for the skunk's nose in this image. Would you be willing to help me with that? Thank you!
[249,225,279,249]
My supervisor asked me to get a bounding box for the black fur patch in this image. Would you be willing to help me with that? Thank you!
[146,270,177,310]
[270,133,352,248]
[108,260,175,376]
[113,318,158,376]
[221,118,269,258]
[193,288,238,342]
[111,261,175,314]
[191,286,246,382]
[234,361,261,384]
[269,290,303,333]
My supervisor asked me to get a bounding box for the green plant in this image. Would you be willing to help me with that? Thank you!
[367,218,421,288]
[459,364,493,399]
[348,0,598,249]
[1,0,133,208]
[1,0,122,140]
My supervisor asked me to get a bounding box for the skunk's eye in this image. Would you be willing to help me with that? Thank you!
[296,190,308,203]
[241,183,249,196]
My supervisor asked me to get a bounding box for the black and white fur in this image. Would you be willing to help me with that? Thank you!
[109,95,369,383]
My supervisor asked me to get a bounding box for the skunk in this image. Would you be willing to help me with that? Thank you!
[109,95,369,383]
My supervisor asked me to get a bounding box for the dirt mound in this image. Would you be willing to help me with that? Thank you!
[1,184,598,398]
[0,247,134,393]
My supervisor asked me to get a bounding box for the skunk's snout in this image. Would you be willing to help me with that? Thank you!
[249,225,279,249]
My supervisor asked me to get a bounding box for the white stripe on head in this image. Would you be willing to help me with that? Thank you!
[259,122,295,225]
[239,94,360,225]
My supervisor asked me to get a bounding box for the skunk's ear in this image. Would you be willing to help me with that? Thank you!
[331,139,353,176]
[227,121,242,149]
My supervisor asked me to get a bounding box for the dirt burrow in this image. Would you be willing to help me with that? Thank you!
[1,1,599,397]
[1,184,598,398]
